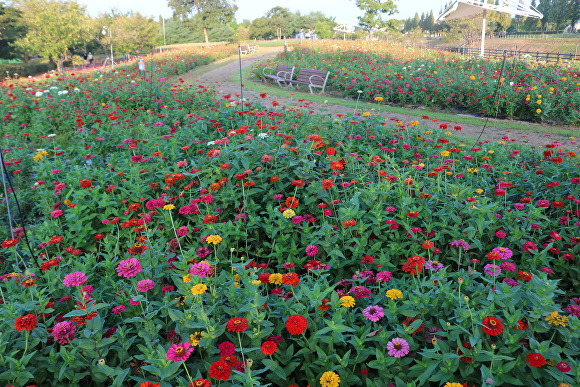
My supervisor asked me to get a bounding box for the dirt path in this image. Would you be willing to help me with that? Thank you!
[174,47,579,152]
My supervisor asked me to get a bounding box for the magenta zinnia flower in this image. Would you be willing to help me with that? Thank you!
[166,342,194,362]
[189,261,212,277]
[305,244,319,256]
[116,258,142,278]
[136,279,155,292]
[52,321,77,344]
[362,305,384,322]
[492,247,513,260]
[62,271,87,287]
[386,337,410,358]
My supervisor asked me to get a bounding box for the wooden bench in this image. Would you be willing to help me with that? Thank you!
[262,64,295,87]
[289,68,330,94]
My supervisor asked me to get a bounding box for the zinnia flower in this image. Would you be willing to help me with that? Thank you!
[52,320,76,344]
[482,316,504,336]
[545,311,568,327]
[386,289,403,299]
[320,371,340,387]
[116,258,142,278]
[14,314,38,331]
[386,337,410,357]
[305,244,319,256]
[208,359,232,380]
[339,296,355,307]
[191,283,207,295]
[285,314,308,335]
[166,342,194,362]
[63,272,87,287]
[136,279,155,292]
[260,340,278,355]
[525,352,546,367]
[363,305,384,322]
[226,317,249,333]
[205,234,222,244]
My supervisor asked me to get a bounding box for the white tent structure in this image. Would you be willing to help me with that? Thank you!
[333,24,355,40]
[437,0,543,57]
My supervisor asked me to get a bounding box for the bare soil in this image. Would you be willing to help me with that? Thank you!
[170,47,579,152]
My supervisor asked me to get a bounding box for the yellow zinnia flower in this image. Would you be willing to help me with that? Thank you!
[339,296,355,307]
[189,332,202,346]
[386,289,403,299]
[545,311,568,327]
[163,204,175,210]
[182,274,192,283]
[320,371,340,387]
[282,209,296,218]
[268,273,283,285]
[444,383,464,387]
[191,283,207,295]
[206,234,222,244]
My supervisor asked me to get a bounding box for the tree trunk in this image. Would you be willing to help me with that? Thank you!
[203,27,209,48]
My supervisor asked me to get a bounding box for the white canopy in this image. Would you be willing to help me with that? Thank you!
[436,1,543,56]
[438,0,543,21]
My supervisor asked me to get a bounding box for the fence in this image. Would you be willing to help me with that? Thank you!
[432,46,579,62]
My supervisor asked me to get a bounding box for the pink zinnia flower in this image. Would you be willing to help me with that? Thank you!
[386,337,410,357]
[52,321,77,344]
[176,226,189,237]
[305,244,319,257]
[484,264,502,277]
[363,305,384,322]
[189,262,212,277]
[116,258,142,278]
[112,305,126,314]
[51,209,63,218]
[492,247,513,260]
[136,279,155,292]
[62,272,87,287]
[166,342,194,362]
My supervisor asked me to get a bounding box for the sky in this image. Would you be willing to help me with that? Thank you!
[76,0,444,26]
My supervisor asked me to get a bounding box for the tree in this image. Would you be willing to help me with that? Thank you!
[355,0,398,31]
[168,0,237,47]
[164,18,196,44]
[0,3,26,59]
[13,0,91,72]
[95,12,161,57]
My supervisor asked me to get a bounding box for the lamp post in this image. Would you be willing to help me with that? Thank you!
[102,26,113,65]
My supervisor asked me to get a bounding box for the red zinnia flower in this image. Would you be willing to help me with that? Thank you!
[482,316,504,336]
[402,255,425,275]
[139,382,161,387]
[208,359,232,380]
[79,179,91,188]
[285,314,308,335]
[285,196,299,209]
[422,240,434,249]
[226,317,249,333]
[1,238,20,248]
[281,272,300,287]
[516,270,532,282]
[189,378,211,387]
[321,179,335,189]
[14,314,38,331]
[525,352,546,367]
[260,340,278,355]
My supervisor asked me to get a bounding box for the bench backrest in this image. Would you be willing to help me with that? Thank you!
[275,64,295,76]
[296,69,329,86]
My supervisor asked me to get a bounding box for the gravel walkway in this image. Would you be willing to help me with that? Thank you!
[174,47,579,152]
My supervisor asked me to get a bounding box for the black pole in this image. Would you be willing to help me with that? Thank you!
[238,44,244,105]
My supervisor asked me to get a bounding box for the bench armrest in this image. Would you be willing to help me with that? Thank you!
[308,74,325,83]
[276,70,293,80]
[262,67,275,76]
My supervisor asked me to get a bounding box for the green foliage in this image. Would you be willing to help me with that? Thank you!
[355,0,398,31]
[13,0,92,72]
[0,61,52,77]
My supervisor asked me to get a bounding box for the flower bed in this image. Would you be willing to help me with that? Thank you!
[0,47,579,387]
[253,41,580,125]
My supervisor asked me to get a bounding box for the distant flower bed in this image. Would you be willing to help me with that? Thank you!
[254,41,580,125]
[0,47,578,387]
